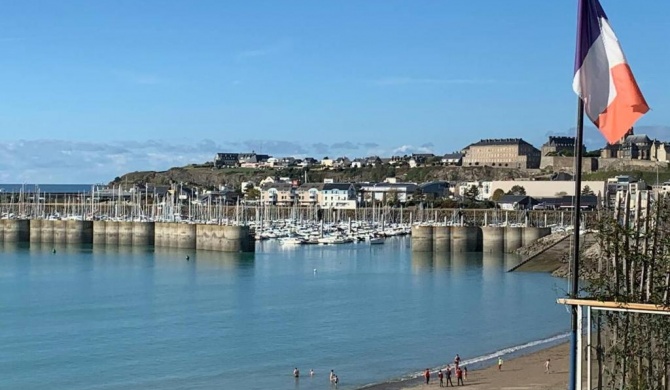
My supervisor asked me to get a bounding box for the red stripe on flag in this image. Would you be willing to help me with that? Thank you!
[596,63,649,144]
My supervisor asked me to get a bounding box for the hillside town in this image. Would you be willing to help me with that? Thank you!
[152,128,665,211]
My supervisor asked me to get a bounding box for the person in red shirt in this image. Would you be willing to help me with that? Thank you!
[438,369,444,387]
[424,368,431,384]
[456,367,464,386]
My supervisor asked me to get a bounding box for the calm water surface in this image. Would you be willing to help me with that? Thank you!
[0,237,570,389]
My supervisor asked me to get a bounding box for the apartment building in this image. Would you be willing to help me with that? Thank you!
[462,138,541,169]
[259,182,295,206]
[321,183,357,209]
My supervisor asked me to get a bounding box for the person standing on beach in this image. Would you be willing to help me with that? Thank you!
[445,366,453,387]
[498,357,503,371]
[545,358,551,373]
[456,366,463,386]
[424,368,430,384]
[438,369,444,387]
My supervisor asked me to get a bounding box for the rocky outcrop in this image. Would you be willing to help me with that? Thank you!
[111,165,529,190]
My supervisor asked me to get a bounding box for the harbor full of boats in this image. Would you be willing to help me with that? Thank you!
[252,219,407,246]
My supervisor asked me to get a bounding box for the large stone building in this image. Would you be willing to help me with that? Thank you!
[599,127,667,161]
[540,136,579,157]
[462,138,541,169]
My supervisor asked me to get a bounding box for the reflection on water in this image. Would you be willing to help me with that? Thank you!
[410,251,521,277]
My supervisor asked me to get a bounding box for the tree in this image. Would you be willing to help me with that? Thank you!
[245,188,260,200]
[386,190,399,206]
[507,185,526,196]
[464,185,479,201]
[491,189,505,202]
[580,198,670,388]
[581,185,594,196]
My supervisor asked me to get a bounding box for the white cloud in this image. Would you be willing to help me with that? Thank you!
[0,138,444,183]
[391,144,434,155]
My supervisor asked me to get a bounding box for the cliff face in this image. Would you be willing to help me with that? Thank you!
[111,165,528,189]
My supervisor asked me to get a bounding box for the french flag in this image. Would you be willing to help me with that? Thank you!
[573,0,649,144]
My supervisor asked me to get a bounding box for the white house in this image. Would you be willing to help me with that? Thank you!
[321,183,357,209]
[321,157,334,167]
[457,181,492,201]
[360,182,418,204]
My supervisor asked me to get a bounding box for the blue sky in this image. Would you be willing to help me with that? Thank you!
[1,0,668,183]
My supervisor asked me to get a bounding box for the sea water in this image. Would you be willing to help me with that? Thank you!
[0,237,570,389]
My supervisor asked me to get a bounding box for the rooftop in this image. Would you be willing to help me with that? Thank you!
[469,138,534,147]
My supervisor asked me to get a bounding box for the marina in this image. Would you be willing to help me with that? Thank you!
[0,185,574,253]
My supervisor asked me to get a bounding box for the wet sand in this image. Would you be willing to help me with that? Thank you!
[360,342,569,390]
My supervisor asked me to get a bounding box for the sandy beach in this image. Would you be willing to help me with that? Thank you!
[360,342,569,390]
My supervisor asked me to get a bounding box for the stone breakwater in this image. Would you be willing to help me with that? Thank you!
[411,225,552,253]
[0,219,254,253]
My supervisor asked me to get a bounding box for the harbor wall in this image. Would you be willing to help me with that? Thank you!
[0,219,30,243]
[0,220,253,252]
[411,225,550,253]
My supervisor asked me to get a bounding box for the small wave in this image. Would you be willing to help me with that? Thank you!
[458,332,570,367]
[404,332,571,380]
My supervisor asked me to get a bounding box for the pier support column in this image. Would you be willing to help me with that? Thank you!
[118,222,134,246]
[411,225,434,252]
[481,226,504,253]
[93,220,107,245]
[504,227,522,253]
[29,219,43,243]
[131,222,155,246]
[106,222,120,246]
[451,226,480,253]
[1,219,30,243]
[432,226,451,252]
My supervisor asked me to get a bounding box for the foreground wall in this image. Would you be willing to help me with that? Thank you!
[0,220,254,253]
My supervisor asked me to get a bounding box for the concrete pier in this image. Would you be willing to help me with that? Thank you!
[176,224,197,249]
[106,222,120,246]
[411,225,434,252]
[504,227,523,253]
[0,219,253,253]
[92,220,107,245]
[433,226,451,252]
[451,226,480,253]
[53,220,67,243]
[132,222,155,246]
[40,220,54,243]
[1,219,30,243]
[196,225,253,252]
[118,222,134,246]
[66,220,93,245]
[481,226,504,253]
[154,223,169,248]
[411,225,551,253]
[29,219,42,243]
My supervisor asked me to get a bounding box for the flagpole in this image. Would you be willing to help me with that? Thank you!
[569,97,585,390]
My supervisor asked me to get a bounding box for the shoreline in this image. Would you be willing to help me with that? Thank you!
[358,339,570,390]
